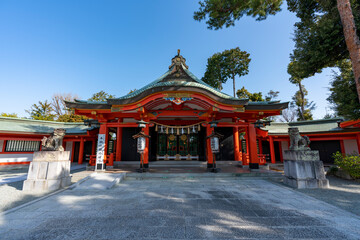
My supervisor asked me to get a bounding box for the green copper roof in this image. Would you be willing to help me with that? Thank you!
[263,118,345,134]
[113,63,240,101]
[0,117,91,135]
[66,52,289,109]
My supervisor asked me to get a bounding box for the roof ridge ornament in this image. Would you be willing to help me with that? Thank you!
[169,49,189,70]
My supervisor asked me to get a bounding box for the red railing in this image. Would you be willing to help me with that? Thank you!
[88,153,114,166]
[241,153,268,165]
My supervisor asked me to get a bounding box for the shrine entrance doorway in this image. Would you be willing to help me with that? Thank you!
[157,133,199,160]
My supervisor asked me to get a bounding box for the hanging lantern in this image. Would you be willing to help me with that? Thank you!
[137,137,146,153]
[206,131,223,154]
[137,119,148,128]
[210,136,220,153]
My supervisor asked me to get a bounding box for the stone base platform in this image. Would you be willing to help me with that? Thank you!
[23,151,71,192]
[284,177,329,189]
[283,150,329,189]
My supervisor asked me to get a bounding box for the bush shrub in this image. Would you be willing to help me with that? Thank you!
[332,151,360,179]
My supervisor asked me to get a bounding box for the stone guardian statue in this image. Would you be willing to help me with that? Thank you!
[283,127,329,189]
[41,128,66,151]
[23,128,71,192]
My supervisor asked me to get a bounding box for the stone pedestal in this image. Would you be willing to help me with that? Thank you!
[23,151,71,192]
[283,150,329,189]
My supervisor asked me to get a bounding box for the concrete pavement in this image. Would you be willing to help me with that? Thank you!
[1,175,360,239]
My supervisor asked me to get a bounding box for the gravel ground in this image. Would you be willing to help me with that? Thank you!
[0,168,93,212]
[294,176,360,216]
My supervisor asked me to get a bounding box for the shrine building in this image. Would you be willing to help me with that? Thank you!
[63,51,288,169]
[1,52,360,168]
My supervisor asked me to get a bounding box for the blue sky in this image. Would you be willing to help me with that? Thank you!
[0,1,335,119]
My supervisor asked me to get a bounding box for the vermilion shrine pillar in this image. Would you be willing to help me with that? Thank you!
[356,134,360,153]
[206,124,214,168]
[78,137,84,164]
[116,120,123,161]
[233,127,241,161]
[258,139,263,154]
[269,136,275,164]
[248,123,259,169]
[143,124,149,167]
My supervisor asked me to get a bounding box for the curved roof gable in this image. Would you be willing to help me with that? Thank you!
[65,51,288,111]
[107,51,245,105]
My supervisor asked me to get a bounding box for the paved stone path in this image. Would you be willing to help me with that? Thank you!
[0,168,92,212]
[1,176,360,239]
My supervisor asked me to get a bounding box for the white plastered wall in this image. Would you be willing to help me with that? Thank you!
[343,139,359,155]
[0,154,33,163]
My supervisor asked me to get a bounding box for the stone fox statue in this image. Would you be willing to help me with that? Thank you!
[288,127,311,151]
[41,129,66,151]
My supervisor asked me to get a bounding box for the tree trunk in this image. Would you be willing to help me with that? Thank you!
[298,83,305,120]
[337,0,360,102]
[232,75,236,97]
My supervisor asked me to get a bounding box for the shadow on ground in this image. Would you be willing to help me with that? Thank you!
[1,177,357,240]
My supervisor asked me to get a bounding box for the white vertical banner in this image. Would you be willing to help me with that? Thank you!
[96,134,106,171]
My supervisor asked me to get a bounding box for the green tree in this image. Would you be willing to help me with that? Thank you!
[291,83,315,121]
[236,88,280,102]
[88,91,115,102]
[287,0,360,101]
[194,0,360,101]
[202,48,251,97]
[0,113,18,118]
[236,87,264,101]
[193,0,283,30]
[288,61,315,121]
[26,100,55,121]
[202,53,227,90]
[327,60,360,119]
[265,90,279,101]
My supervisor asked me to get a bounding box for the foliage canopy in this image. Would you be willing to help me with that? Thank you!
[202,47,251,97]
[0,113,19,118]
[26,100,55,121]
[88,90,115,102]
[327,61,360,119]
[194,0,283,30]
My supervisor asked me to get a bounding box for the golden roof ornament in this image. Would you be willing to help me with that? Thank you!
[169,49,188,70]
